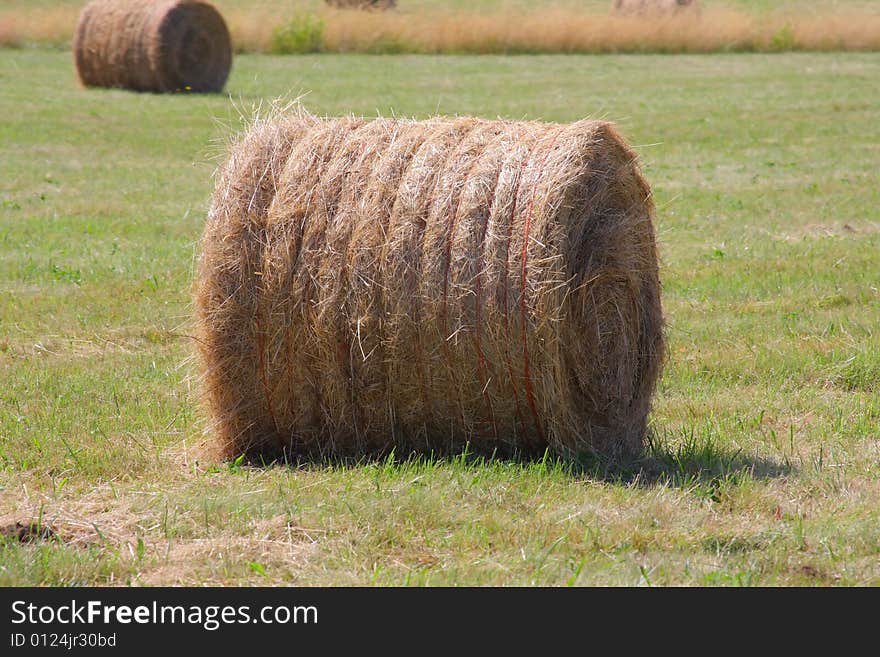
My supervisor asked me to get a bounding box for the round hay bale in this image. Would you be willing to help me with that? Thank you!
[324,0,397,10]
[195,113,665,461]
[613,0,699,15]
[73,0,232,93]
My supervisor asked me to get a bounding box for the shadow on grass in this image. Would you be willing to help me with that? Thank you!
[571,428,792,492]
[235,425,791,495]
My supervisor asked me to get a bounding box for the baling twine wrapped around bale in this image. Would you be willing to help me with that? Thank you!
[74,0,232,93]
[195,111,665,461]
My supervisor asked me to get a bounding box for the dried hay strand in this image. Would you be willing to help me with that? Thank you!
[325,0,397,10]
[195,112,665,462]
[74,0,232,93]
[613,0,699,16]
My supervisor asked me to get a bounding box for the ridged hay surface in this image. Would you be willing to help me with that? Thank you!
[195,114,665,461]
[74,0,231,93]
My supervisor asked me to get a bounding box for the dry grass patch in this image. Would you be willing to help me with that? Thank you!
[3,5,880,53]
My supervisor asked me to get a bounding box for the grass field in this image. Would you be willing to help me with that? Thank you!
[1,49,878,585]
[7,0,880,13]
[3,0,880,53]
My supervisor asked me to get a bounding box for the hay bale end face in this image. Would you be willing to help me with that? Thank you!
[74,0,232,93]
[613,0,699,15]
[195,114,665,461]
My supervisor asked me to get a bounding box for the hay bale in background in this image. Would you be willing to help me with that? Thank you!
[613,0,699,15]
[74,0,232,93]
[195,112,665,461]
[324,0,397,10]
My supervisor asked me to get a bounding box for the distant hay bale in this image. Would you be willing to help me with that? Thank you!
[195,112,665,462]
[74,0,232,93]
[324,0,397,10]
[613,0,699,15]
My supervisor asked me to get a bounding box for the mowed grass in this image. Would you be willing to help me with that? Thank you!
[1,51,878,585]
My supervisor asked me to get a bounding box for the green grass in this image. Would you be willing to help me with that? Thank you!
[1,50,878,585]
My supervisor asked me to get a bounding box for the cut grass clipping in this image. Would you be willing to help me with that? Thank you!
[74,0,232,93]
[195,111,665,462]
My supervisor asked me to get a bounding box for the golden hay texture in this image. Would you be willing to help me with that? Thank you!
[74,0,232,93]
[325,0,397,10]
[195,113,665,461]
[613,0,699,15]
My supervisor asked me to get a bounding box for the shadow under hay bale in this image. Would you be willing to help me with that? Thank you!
[325,0,397,10]
[0,521,57,544]
[74,0,232,93]
[613,0,699,15]
[195,113,665,462]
